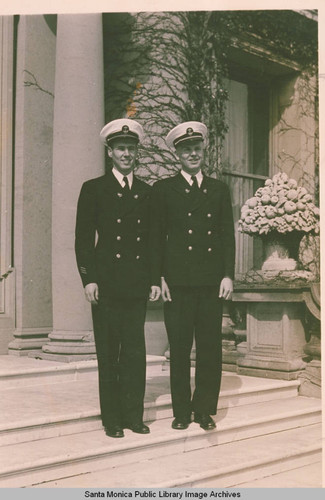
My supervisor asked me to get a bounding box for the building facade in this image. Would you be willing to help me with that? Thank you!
[0,12,319,367]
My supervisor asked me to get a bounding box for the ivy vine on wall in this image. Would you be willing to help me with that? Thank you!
[102,10,318,184]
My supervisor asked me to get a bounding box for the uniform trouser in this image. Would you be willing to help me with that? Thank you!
[92,296,147,428]
[164,286,223,419]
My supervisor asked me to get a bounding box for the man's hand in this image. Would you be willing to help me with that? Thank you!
[161,277,172,302]
[149,286,161,301]
[219,277,233,300]
[85,283,99,304]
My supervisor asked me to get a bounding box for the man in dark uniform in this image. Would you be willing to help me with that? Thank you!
[75,119,160,438]
[151,121,235,431]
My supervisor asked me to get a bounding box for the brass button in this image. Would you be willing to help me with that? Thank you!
[117,192,123,198]
[134,194,139,199]
[208,248,212,252]
[137,236,141,242]
[117,218,122,223]
[136,255,140,260]
[185,188,190,194]
[203,189,208,194]
[188,246,193,251]
[208,231,212,235]
[137,219,141,224]
[117,236,121,241]
[207,213,212,218]
[188,229,193,234]
[188,212,192,217]
[116,253,121,259]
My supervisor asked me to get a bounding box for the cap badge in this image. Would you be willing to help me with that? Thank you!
[186,127,194,136]
[122,125,129,134]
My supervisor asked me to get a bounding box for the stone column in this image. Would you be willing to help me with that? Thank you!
[8,16,56,355]
[40,14,105,361]
[0,16,15,354]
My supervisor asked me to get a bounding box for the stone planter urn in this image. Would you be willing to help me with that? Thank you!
[261,231,304,271]
[238,173,320,272]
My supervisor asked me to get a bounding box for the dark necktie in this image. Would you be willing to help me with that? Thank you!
[191,175,199,191]
[123,176,130,191]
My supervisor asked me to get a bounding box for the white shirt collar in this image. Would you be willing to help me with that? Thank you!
[112,167,133,188]
[181,169,203,187]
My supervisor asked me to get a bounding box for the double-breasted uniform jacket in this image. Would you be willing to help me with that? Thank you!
[151,172,235,287]
[75,170,152,299]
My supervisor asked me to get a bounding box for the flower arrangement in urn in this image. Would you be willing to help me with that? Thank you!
[239,172,319,236]
[238,173,320,271]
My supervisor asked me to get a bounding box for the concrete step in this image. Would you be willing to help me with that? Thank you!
[38,423,321,488]
[0,355,166,390]
[0,396,321,487]
[0,371,300,446]
[228,461,322,488]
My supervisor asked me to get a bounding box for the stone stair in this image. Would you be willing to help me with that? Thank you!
[35,425,321,488]
[0,354,165,390]
[0,355,322,488]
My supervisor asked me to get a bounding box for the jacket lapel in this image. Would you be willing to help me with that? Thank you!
[127,176,150,211]
[170,173,192,198]
[178,173,217,212]
[200,175,218,197]
[98,170,129,217]
[168,172,217,211]
[102,169,123,195]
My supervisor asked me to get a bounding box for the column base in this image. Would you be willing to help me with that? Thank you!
[42,342,96,354]
[30,352,97,363]
[28,329,97,362]
[8,327,51,356]
[48,331,94,342]
[8,340,48,356]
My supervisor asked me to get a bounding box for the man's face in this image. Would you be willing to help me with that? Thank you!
[175,140,204,174]
[108,138,138,174]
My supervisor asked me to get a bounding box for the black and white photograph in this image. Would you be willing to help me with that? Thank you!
[0,0,322,492]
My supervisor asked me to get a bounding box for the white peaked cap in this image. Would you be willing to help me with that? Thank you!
[166,121,208,149]
[100,118,144,145]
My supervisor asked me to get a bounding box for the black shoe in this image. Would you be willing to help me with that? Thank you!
[171,418,190,430]
[194,413,216,431]
[104,425,124,438]
[125,422,150,434]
